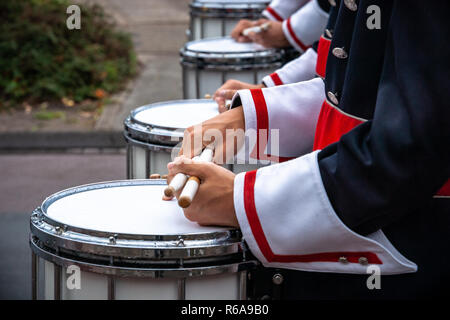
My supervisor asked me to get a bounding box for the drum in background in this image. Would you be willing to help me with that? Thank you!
[124,99,217,178]
[189,0,270,40]
[181,37,284,99]
[30,180,256,300]
[124,99,264,179]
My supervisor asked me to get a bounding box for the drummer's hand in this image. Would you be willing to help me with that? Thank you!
[231,19,259,43]
[166,157,238,228]
[179,106,245,164]
[213,80,265,113]
[247,19,290,48]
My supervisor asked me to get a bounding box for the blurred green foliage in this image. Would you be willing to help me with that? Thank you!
[0,0,137,107]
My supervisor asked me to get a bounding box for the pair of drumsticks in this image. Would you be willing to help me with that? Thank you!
[164,146,214,208]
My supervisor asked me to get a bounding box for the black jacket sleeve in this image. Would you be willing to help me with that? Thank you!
[317,1,450,235]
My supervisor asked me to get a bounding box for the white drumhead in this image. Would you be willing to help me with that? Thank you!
[187,37,267,53]
[134,100,219,129]
[46,184,225,235]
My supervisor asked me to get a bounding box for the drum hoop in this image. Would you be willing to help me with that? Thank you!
[36,180,237,241]
[181,37,282,60]
[129,99,214,132]
[190,11,264,19]
[30,222,241,260]
[124,99,217,146]
[189,1,269,12]
[124,118,183,147]
[123,132,179,151]
[31,180,242,260]
[31,238,257,278]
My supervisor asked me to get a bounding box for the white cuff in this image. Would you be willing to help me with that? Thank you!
[262,48,317,87]
[262,75,276,87]
[282,0,329,52]
[276,48,318,84]
[234,151,418,275]
[262,0,309,21]
[262,8,283,22]
[262,73,280,87]
[231,78,325,161]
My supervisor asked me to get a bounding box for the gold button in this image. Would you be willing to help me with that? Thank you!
[332,47,348,59]
[338,256,348,263]
[328,0,336,7]
[327,91,339,105]
[359,257,369,265]
[344,0,358,11]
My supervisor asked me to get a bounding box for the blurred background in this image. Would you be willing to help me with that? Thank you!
[0,0,191,299]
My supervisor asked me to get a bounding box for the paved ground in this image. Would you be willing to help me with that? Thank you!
[0,0,191,300]
[91,0,190,132]
[0,151,126,299]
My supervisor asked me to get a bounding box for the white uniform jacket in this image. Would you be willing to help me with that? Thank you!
[262,0,309,22]
[262,48,318,87]
[264,0,329,53]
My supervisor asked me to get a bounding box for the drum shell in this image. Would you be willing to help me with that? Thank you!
[182,62,279,99]
[125,134,174,178]
[180,38,284,99]
[30,179,257,299]
[33,251,248,300]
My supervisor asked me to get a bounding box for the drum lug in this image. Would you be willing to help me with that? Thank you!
[109,234,118,245]
[177,237,185,247]
[55,226,63,235]
[272,273,284,285]
[240,240,248,261]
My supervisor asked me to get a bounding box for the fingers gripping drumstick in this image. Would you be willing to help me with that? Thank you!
[178,147,214,208]
[163,151,208,197]
[164,147,214,208]
[242,22,271,37]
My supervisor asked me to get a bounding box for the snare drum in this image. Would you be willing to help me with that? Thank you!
[124,99,263,179]
[30,180,256,300]
[189,0,270,40]
[180,37,284,99]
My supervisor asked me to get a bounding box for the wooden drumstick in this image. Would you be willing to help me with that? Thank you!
[178,176,200,208]
[242,22,271,37]
[178,147,214,208]
[163,147,214,199]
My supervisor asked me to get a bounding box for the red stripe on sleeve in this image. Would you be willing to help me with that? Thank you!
[286,17,310,52]
[265,6,283,22]
[249,89,295,162]
[250,89,269,160]
[243,171,382,264]
[269,73,283,86]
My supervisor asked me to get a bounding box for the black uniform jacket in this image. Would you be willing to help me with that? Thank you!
[251,0,450,299]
